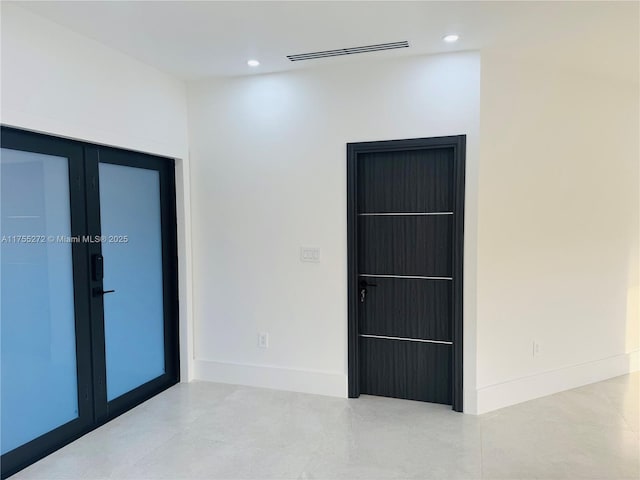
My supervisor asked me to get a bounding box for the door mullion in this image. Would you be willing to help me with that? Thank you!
[83,146,108,422]
[68,146,95,425]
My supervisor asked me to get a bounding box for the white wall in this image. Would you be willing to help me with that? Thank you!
[1,5,188,159]
[475,51,640,413]
[187,53,481,407]
[0,5,194,380]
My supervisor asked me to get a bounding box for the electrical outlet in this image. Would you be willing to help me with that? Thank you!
[258,332,269,348]
[533,341,541,357]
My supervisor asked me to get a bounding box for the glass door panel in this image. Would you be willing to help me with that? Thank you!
[1,128,177,479]
[0,148,79,454]
[98,163,166,401]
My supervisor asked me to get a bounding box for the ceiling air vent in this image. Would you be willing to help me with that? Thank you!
[286,41,409,62]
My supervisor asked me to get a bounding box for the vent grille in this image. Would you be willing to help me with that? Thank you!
[287,41,409,62]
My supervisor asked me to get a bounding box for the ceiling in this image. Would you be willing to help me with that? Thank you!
[10,1,639,82]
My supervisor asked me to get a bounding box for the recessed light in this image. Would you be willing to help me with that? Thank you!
[443,34,460,43]
[247,59,260,67]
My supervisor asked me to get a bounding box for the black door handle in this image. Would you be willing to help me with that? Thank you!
[360,280,378,288]
[93,288,115,296]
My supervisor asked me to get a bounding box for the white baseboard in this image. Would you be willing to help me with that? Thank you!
[476,350,640,414]
[193,359,348,398]
[193,352,639,413]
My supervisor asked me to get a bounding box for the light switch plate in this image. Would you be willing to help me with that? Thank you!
[300,247,320,263]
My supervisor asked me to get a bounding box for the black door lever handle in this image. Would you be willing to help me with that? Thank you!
[93,288,115,296]
[360,280,378,288]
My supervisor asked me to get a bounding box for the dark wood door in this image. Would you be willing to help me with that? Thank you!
[347,137,465,411]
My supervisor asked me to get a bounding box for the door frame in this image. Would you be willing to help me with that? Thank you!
[346,135,465,412]
[0,127,180,479]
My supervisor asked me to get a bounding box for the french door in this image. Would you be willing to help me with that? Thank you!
[0,127,179,478]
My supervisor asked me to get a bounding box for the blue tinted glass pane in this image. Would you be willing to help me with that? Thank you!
[0,148,78,455]
[99,163,165,401]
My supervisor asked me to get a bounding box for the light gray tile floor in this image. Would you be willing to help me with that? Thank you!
[11,373,639,480]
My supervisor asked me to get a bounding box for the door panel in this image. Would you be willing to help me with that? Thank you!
[359,277,452,341]
[98,163,166,401]
[348,136,464,411]
[358,148,453,213]
[359,337,452,404]
[0,149,79,454]
[0,131,94,480]
[358,215,452,277]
